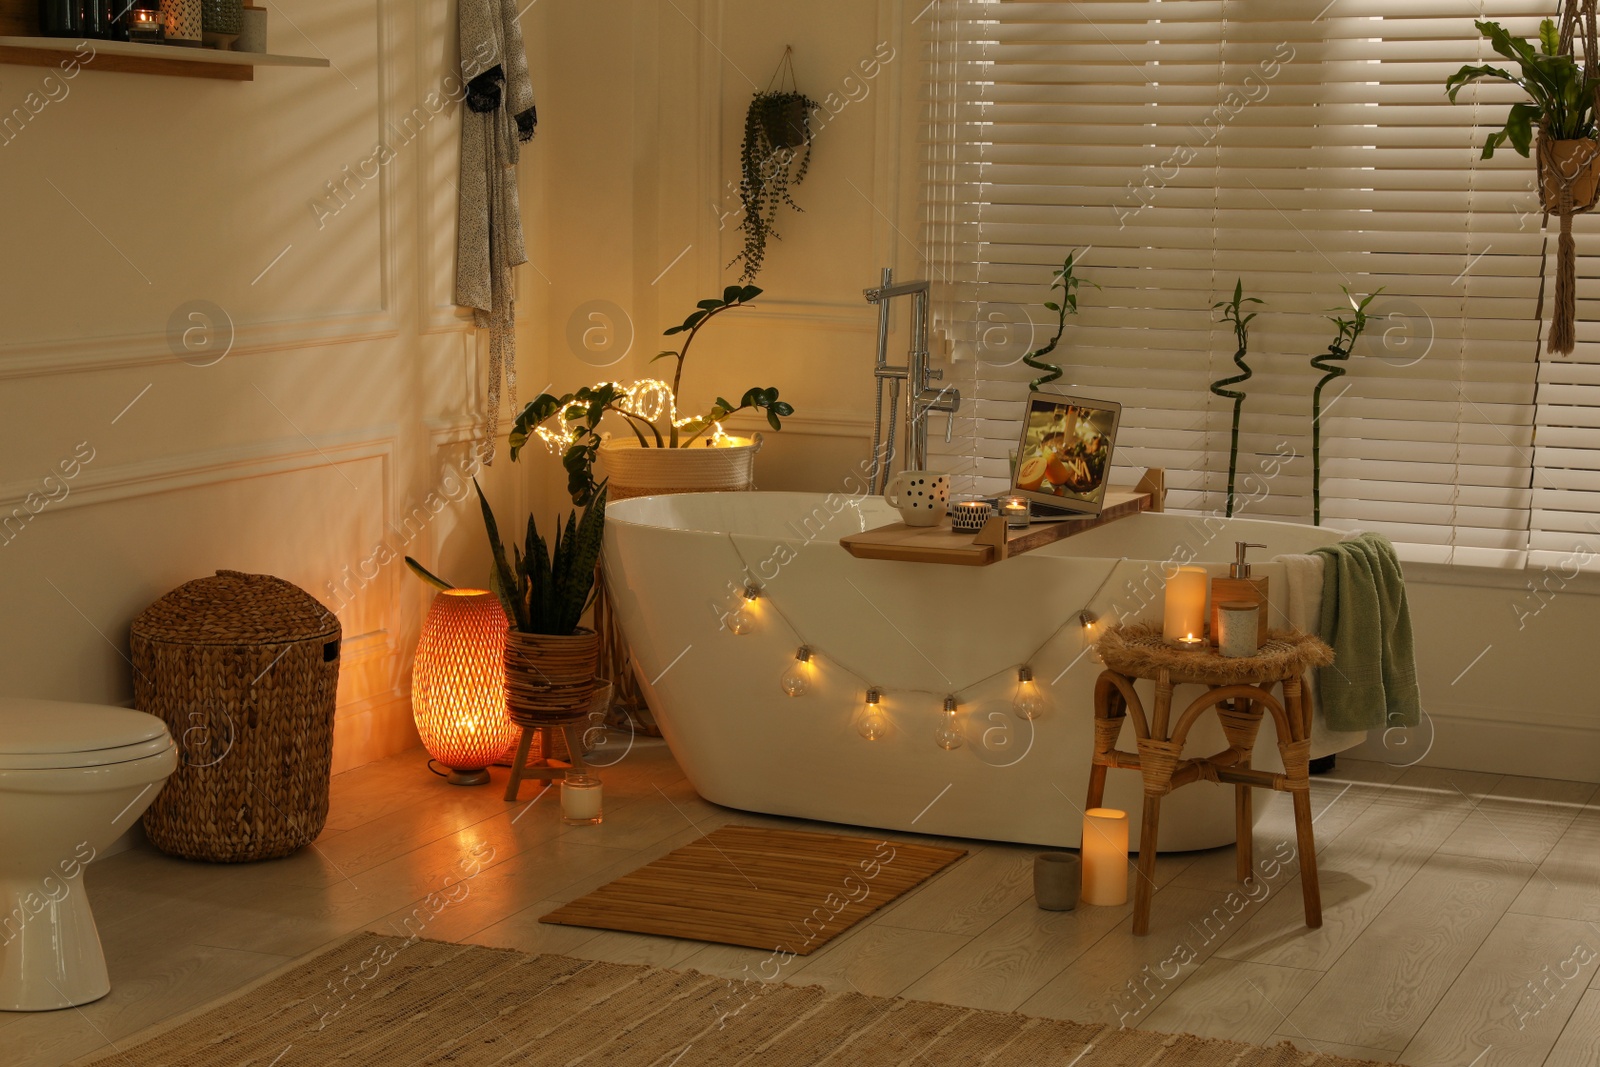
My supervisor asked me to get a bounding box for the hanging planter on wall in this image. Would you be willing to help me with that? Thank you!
[1447,13,1600,354]
[731,47,818,281]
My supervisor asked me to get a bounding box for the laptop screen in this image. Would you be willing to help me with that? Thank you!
[1011,393,1122,515]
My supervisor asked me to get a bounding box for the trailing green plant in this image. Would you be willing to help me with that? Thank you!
[403,482,607,637]
[1445,19,1596,158]
[1310,287,1382,526]
[731,89,817,281]
[509,286,794,505]
[1210,279,1263,519]
[1023,251,1097,392]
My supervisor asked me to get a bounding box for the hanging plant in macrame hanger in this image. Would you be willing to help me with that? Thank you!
[1447,10,1600,353]
[731,47,818,281]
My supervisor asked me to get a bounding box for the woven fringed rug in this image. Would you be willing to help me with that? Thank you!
[77,933,1390,1066]
[540,825,967,955]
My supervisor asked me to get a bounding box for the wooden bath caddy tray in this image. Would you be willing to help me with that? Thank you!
[841,469,1164,568]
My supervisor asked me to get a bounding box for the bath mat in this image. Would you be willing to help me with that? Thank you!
[75,932,1393,1066]
[540,824,966,955]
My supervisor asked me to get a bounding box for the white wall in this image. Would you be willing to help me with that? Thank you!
[520,0,1600,784]
[0,0,537,772]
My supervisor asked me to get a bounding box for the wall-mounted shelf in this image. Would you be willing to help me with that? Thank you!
[0,36,328,81]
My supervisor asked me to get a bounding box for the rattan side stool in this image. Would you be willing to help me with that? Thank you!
[1087,623,1334,936]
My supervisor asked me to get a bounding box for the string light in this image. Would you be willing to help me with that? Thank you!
[727,581,761,635]
[1012,666,1052,721]
[780,646,814,696]
[934,695,964,750]
[856,688,889,740]
[724,537,1128,750]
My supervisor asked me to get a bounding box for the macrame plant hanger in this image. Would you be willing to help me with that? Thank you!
[1541,1,1600,353]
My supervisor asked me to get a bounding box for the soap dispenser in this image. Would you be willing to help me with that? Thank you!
[1210,542,1269,647]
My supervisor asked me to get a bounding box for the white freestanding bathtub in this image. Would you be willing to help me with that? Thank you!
[603,492,1353,850]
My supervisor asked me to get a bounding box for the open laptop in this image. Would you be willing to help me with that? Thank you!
[1009,392,1122,520]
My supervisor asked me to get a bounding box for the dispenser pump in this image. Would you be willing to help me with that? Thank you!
[1230,542,1267,579]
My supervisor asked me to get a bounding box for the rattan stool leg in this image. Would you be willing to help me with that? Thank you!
[1133,794,1161,936]
[1293,788,1323,928]
[562,724,587,774]
[504,727,536,802]
[1236,781,1254,883]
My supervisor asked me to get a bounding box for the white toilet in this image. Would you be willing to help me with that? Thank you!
[0,697,177,1012]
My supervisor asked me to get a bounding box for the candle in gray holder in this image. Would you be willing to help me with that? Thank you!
[1033,851,1081,911]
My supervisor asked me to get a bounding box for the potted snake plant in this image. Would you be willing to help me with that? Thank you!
[407,480,608,725]
[510,285,794,502]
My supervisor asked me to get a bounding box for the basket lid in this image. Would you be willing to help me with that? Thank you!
[132,570,340,646]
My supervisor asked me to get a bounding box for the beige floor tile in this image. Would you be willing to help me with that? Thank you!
[1509,809,1600,924]
[450,898,603,958]
[1545,989,1600,1067]
[1016,884,1274,1027]
[873,844,1035,936]
[1399,912,1599,1066]
[1434,776,1597,867]
[783,924,971,999]
[1287,853,1534,1050]
[1142,958,1322,1047]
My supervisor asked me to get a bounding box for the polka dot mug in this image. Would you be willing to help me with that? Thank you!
[885,471,951,527]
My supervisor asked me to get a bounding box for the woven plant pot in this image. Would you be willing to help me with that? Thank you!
[505,629,600,725]
[132,570,340,863]
[1537,137,1600,213]
[598,435,762,501]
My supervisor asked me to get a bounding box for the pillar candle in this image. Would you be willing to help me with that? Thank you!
[1081,807,1129,906]
[1162,566,1209,643]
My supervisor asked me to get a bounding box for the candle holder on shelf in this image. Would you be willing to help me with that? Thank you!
[950,500,993,533]
[128,5,164,42]
[160,0,202,46]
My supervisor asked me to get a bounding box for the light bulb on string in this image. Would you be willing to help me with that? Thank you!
[856,688,888,740]
[727,581,761,635]
[1012,665,1052,721]
[780,646,814,697]
[934,695,964,750]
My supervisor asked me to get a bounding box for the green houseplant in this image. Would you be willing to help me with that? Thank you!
[731,89,817,281]
[510,285,795,503]
[1446,17,1599,352]
[1310,287,1380,526]
[1022,251,1096,392]
[407,479,608,724]
[1210,279,1263,519]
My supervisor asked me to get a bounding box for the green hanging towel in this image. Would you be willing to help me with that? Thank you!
[1310,532,1422,733]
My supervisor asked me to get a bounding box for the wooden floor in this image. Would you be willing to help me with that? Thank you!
[10,738,1600,1066]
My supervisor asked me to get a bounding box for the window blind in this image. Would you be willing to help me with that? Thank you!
[921,0,1599,567]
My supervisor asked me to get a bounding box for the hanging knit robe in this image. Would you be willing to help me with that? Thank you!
[456,0,537,463]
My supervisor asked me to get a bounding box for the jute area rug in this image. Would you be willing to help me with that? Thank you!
[80,933,1390,1066]
[540,825,967,955]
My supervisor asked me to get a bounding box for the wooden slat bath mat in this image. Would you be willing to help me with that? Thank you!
[539,825,966,955]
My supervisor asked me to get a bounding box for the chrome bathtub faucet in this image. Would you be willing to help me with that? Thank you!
[865,267,961,493]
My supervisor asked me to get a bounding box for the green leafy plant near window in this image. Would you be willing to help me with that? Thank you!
[731,89,817,281]
[1210,279,1263,519]
[1310,287,1381,527]
[1023,251,1097,392]
[1445,18,1595,159]
[508,286,794,506]
[404,480,608,637]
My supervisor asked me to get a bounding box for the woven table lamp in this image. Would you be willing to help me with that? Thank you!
[413,590,516,785]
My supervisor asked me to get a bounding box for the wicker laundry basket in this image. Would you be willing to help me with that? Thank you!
[131,570,341,863]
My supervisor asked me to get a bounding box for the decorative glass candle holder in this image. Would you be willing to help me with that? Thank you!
[561,773,603,825]
[1002,497,1030,528]
[1217,601,1261,659]
[128,6,164,42]
[950,500,992,533]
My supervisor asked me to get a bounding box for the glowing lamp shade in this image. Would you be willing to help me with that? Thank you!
[412,589,517,786]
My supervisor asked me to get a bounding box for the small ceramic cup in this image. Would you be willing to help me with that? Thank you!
[1033,852,1080,911]
[885,471,950,527]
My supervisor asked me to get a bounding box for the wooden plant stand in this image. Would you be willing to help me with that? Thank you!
[1087,623,1334,936]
